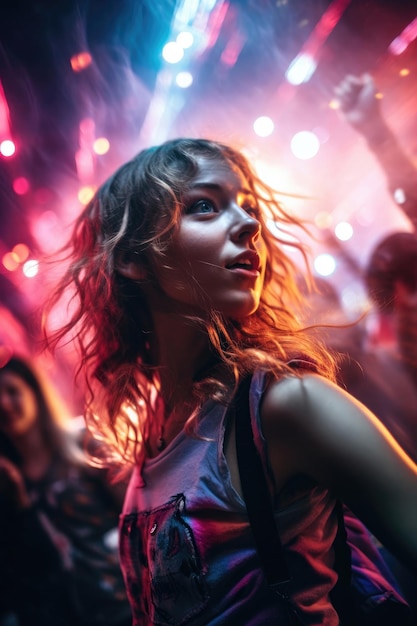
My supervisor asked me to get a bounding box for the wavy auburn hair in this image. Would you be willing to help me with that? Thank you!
[43,138,337,470]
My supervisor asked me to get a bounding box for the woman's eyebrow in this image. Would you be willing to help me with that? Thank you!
[188,181,252,195]
[188,182,224,192]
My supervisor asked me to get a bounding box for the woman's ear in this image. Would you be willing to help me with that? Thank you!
[115,250,148,281]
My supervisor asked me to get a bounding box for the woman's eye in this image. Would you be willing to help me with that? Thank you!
[187,199,217,214]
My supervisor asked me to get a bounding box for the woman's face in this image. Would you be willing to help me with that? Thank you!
[0,371,39,438]
[145,156,268,320]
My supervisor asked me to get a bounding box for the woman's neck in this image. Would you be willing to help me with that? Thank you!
[152,310,214,388]
[142,309,222,456]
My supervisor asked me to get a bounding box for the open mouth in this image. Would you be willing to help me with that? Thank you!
[227,260,255,270]
[226,251,260,273]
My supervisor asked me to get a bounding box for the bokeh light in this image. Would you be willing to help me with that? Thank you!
[162,41,184,64]
[0,139,15,157]
[176,31,194,49]
[393,188,406,204]
[253,116,274,138]
[314,253,336,276]
[290,131,320,160]
[12,176,30,195]
[23,259,39,278]
[12,243,30,262]
[78,185,96,205]
[70,52,93,72]
[175,71,193,88]
[286,54,317,85]
[93,137,110,155]
[2,252,19,271]
[335,222,353,241]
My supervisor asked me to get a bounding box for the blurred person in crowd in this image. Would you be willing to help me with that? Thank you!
[333,72,417,459]
[365,231,417,379]
[0,354,132,626]
[313,232,417,465]
[362,232,417,612]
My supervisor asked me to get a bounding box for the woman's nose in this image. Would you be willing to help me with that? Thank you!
[230,206,261,242]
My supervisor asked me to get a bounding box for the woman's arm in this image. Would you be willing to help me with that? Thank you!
[335,73,417,229]
[261,373,417,573]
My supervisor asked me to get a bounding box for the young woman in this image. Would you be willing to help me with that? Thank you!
[44,138,417,625]
[0,355,132,626]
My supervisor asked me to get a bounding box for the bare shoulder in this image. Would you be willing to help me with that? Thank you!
[259,372,414,495]
[261,372,359,434]
[261,370,392,430]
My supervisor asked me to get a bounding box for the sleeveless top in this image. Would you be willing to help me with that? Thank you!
[119,370,339,625]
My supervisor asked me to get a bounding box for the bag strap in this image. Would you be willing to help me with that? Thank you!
[234,376,306,625]
[233,375,291,589]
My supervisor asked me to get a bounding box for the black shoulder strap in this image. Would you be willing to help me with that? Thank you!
[233,375,291,589]
[233,377,352,585]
